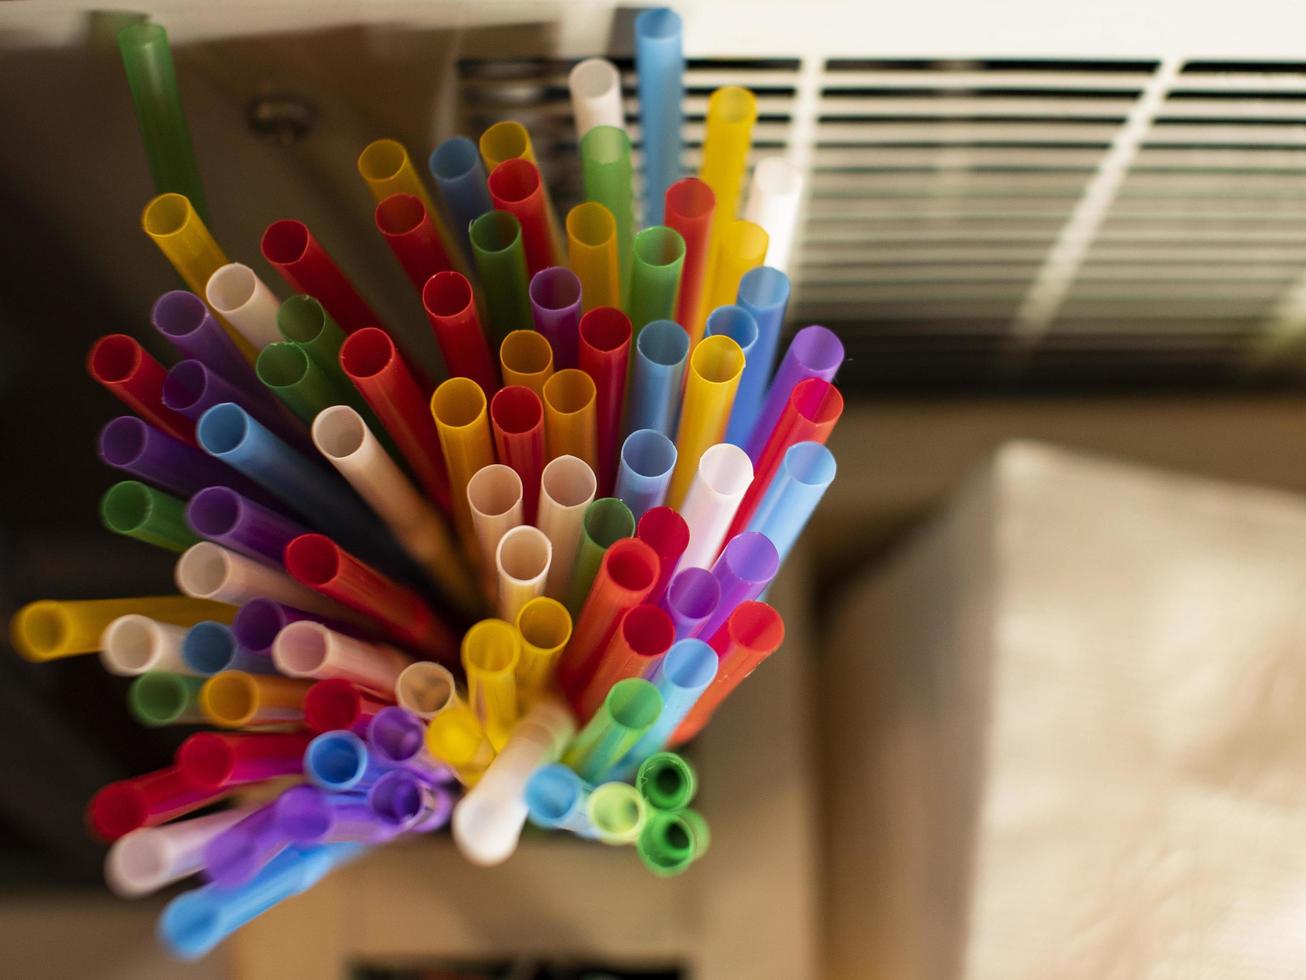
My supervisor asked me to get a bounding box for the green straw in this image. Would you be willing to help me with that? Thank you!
[256,342,353,425]
[277,295,351,388]
[100,480,199,553]
[562,678,663,782]
[635,752,697,811]
[637,807,709,877]
[128,670,206,727]
[117,22,208,221]
[580,126,635,306]
[564,497,635,616]
[586,782,648,845]
[626,226,685,342]
[469,211,533,346]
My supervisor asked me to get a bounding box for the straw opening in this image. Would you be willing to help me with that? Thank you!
[370,709,425,763]
[277,295,328,343]
[432,376,488,428]
[206,264,258,312]
[370,772,424,824]
[375,194,425,237]
[196,403,250,455]
[665,639,718,689]
[566,202,616,247]
[500,330,554,375]
[637,320,690,367]
[585,499,635,547]
[90,783,148,841]
[706,306,758,350]
[529,267,581,311]
[517,599,571,649]
[729,602,785,652]
[467,465,523,518]
[690,335,745,384]
[397,663,455,716]
[724,533,779,583]
[636,7,682,40]
[527,766,582,822]
[256,343,311,388]
[284,535,341,586]
[422,271,475,319]
[606,542,657,593]
[152,290,208,338]
[176,733,235,787]
[665,178,714,220]
[623,430,676,477]
[542,455,597,508]
[570,58,619,99]
[469,211,522,253]
[543,369,595,415]
[109,833,170,890]
[177,544,231,598]
[462,621,520,673]
[307,732,366,787]
[498,527,550,580]
[589,783,645,834]
[668,570,720,619]
[479,121,529,167]
[709,86,758,126]
[188,487,241,537]
[635,507,688,558]
[357,139,407,182]
[161,361,209,413]
[102,482,154,533]
[312,406,366,460]
[622,606,674,657]
[490,386,543,435]
[579,308,631,353]
[89,335,142,383]
[104,616,156,671]
[791,378,844,426]
[339,327,397,380]
[160,899,219,954]
[261,220,312,265]
[201,672,257,726]
[129,671,192,725]
[183,622,237,674]
[739,266,790,309]
[427,709,487,765]
[785,443,837,486]
[488,158,541,203]
[698,443,753,496]
[305,678,362,731]
[142,193,194,237]
[634,226,686,267]
[100,417,150,466]
[275,622,330,675]
[793,325,845,373]
[430,136,480,180]
[582,125,629,166]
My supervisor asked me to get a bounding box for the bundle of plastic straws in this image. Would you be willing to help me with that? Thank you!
[7,10,844,960]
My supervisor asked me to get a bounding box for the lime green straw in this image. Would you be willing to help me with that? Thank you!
[100,481,199,553]
[469,211,533,346]
[580,126,635,305]
[564,497,635,617]
[128,670,206,727]
[626,227,685,341]
[256,342,355,425]
[586,782,648,845]
[635,752,697,811]
[563,678,663,782]
[637,807,709,877]
[117,22,208,222]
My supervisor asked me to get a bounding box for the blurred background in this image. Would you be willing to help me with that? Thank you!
[6,1,1306,977]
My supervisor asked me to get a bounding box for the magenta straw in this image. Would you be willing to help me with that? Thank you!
[232,599,365,657]
[659,567,721,640]
[693,531,780,642]
[98,416,270,503]
[529,267,583,369]
[186,486,310,565]
[743,325,845,464]
[151,291,267,407]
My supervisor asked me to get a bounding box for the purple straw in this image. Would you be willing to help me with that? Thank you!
[98,415,270,502]
[151,291,268,406]
[367,707,455,782]
[368,769,454,832]
[162,359,307,451]
[693,531,780,642]
[322,793,405,844]
[186,486,309,565]
[743,325,845,464]
[233,599,354,656]
[660,566,721,640]
[202,804,284,887]
[529,267,582,369]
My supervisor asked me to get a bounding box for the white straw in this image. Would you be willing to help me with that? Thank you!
[395,662,459,720]
[99,615,190,676]
[496,525,552,624]
[106,805,258,897]
[205,263,282,349]
[743,157,804,275]
[674,443,754,572]
[272,621,411,696]
[568,58,626,139]
[467,463,524,581]
[537,455,597,598]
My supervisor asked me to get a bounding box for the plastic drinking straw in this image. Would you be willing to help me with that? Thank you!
[370,769,454,831]
[744,325,845,463]
[429,135,493,262]
[127,671,207,727]
[273,621,411,694]
[627,226,686,339]
[496,525,552,624]
[514,596,572,696]
[462,619,521,751]
[199,671,312,729]
[206,263,282,350]
[728,265,791,446]
[587,782,648,845]
[426,698,495,786]
[557,536,658,694]
[490,160,560,276]
[577,307,631,496]
[615,429,678,521]
[701,221,768,343]
[200,802,292,888]
[744,157,803,274]
[562,678,663,783]
[98,416,265,503]
[674,600,784,743]
[675,442,753,572]
[303,731,389,792]
[88,766,230,841]
[311,406,477,612]
[368,706,447,775]
[182,621,273,676]
[667,334,745,508]
[637,808,707,877]
[470,211,533,345]
[580,126,635,303]
[340,327,452,511]
[431,376,496,556]
[186,485,306,565]
[480,120,537,169]
[747,441,836,567]
[529,267,583,369]
[614,639,717,770]
[106,805,260,898]
[563,497,636,617]
[177,731,313,790]
[490,386,545,524]
[574,604,675,721]
[284,533,456,662]
[636,505,690,604]
[163,360,308,456]
[11,596,232,663]
[705,305,758,383]
[499,329,554,397]
[636,751,698,810]
[255,342,353,426]
[659,567,720,640]
[421,271,499,395]
[394,661,457,719]
[153,288,265,400]
[542,369,598,469]
[566,202,621,313]
[525,763,595,836]
[160,843,365,961]
[635,8,684,225]
[625,319,690,440]
[375,193,456,291]
[101,615,190,676]
[698,85,758,270]
[175,541,358,622]
[451,697,575,865]
[305,677,390,734]
[695,531,780,641]
[233,599,359,658]
[538,455,598,599]
[87,334,195,444]
[727,378,843,539]
[467,463,525,585]
[260,220,380,334]
[665,178,716,329]
[358,139,461,267]
[277,295,352,390]
[117,22,207,219]
[569,58,626,139]
[101,480,198,553]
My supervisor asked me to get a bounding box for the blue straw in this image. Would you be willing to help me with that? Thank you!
[181,621,275,676]
[625,319,689,439]
[728,267,791,446]
[429,136,493,262]
[705,305,759,448]
[303,731,390,792]
[614,428,678,520]
[635,8,684,225]
[746,441,836,571]
[611,638,717,777]
[525,763,597,837]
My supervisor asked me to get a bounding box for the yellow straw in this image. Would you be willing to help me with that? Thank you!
[431,377,496,558]
[462,619,521,751]
[499,330,555,398]
[199,672,312,729]
[666,334,745,508]
[542,368,598,469]
[11,596,234,663]
[426,701,496,785]
[479,121,536,170]
[566,202,621,312]
[697,220,768,345]
[514,596,572,698]
[356,138,463,270]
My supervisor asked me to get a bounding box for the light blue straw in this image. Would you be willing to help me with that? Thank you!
[614,428,678,520]
[728,266,791,446]
[635,8,684,225]
[625,319,689,439]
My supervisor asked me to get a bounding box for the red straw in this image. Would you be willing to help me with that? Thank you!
[572,604,675,721]
[86,766,227,841]
[339,327,452,513]
[487,158,558,275]
[723,378,844,544]
[556,537,660,698]
[304,677,392,734]
[421,271,499,395]
[261,219,380,333]
[672,601,784,744]
[578,307,632,496]
[664,178,716,331]
[174,732,313,790]
[489,385,546,524]
[87,335,196,444]
[636,506,690,605]
[375,193,457,292]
